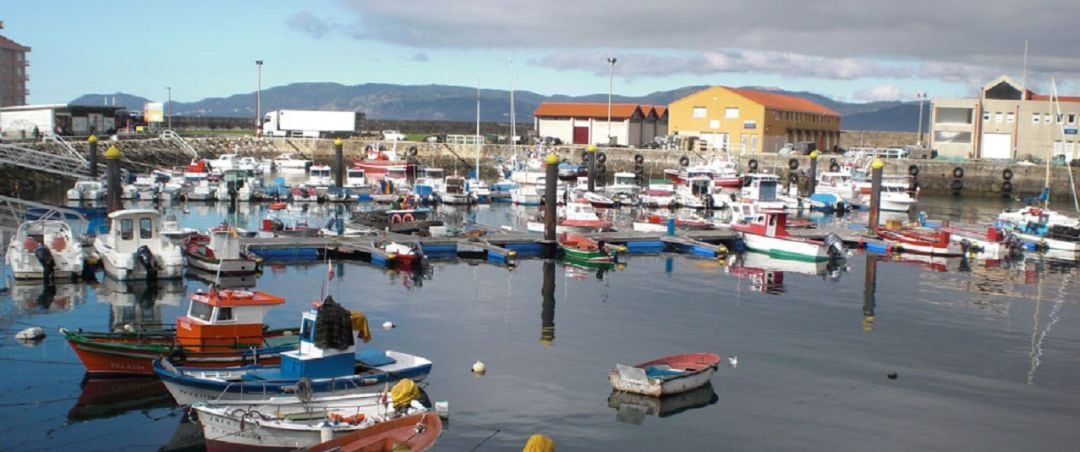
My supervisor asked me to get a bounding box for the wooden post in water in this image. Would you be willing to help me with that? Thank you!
[544,153,559,243]
[333,138,344,187]
[586,144,597,192]
[87,135,99,179]
[862,254,878,332]
[105,144,123,213]
[807,150,818,196]
[541,259,555,346]
[867,158,884,229]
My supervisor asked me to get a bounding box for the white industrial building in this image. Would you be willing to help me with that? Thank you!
[0,104,124,139]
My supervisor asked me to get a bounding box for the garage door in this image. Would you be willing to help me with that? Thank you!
[980,133,1011,159]
[573,127,589,145]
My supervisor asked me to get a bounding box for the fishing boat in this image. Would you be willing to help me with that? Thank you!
[62,288,298,376]
[351,147,417,181]
[664,157,741,188]
[305,412,443,452]
[732,210,845,261]
[874,225,963,256]
[640,184,676,209]
[945,226,1015,258]
[604,172,642,198]
[193,380,430,451]
[373,239,424,268]
[579,190,618,209]
[510,185,542,206]
[526,200,613,233]
[558,232,618,265]
[861,179,917,212]
[325,186,353,203]
[94,209,185,280]
[997,206,1080,252]
[187,180,217,201]
[184,159,212,181]
[154,298,433,405]
[215,169,253,202]
[632,212,715,232]
[307,164,334,189]
[66,180,104,201]
[607,383,718,424]
[353,207,441,235]
[6,219,85,281]
[273,153,312,171]
[182,230,260,276]
[290,186,320,203]
[608,353,721,397]
[438,175,475,205]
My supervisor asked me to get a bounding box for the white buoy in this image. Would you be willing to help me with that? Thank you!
[471,360,486,374]
[382,321,396,330]
[728,355,738,368]
[435,401,450,419]
[16,326,45,341]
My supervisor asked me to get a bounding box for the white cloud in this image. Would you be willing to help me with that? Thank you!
[853,85,905,102]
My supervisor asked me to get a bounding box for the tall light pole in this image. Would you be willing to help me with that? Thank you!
[166,86,172,130]
[916,92,927,147]
[607,57,617,146]
[256,60,263,137]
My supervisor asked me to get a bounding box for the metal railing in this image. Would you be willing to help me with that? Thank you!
[160,129,199,160]
[0,143,91,180]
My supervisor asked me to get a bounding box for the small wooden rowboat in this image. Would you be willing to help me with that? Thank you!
[303,412,443,452]
[558,232,617,265]
[609,353,721,397]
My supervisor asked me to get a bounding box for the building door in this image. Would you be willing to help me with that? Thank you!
[573,126,589,145]
[980,133,1011,159]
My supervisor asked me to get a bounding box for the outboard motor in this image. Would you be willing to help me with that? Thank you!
[135,245,159,280]
[34,245,56,285]
[823,233,846,259]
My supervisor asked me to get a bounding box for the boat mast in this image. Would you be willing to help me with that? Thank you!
[476,80,481,181]
[1044,82,1053,209]
[510,56,516,161]
[1050,78,1080,213]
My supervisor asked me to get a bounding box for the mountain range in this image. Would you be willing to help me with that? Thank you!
[73,83,929,132]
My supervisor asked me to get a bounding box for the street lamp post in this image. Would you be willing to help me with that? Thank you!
[606,57,616,146]
[166,86,172,130]
[916,92,927,147]
[256,60,263,137]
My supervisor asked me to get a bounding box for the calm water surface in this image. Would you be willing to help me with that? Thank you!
[1,196,1079,451]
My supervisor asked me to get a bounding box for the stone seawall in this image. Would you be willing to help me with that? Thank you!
[7,136,1079,201]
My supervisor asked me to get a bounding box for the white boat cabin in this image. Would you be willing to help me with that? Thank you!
[103,209,166,254]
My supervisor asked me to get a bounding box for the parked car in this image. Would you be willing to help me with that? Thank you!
[382,130,407,141]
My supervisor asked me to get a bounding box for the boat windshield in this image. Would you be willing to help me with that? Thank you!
[312,168,331,177]
[189,299,213,322]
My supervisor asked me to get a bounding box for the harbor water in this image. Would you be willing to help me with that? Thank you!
[1,196,1079,451]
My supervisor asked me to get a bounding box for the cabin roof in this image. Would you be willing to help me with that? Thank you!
[192,290,286,307]
[108,209,162,219]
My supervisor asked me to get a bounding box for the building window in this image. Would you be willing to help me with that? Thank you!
[983,111,991,122]
[1006,112,1015,123]
[936,107,974,124]
[995,112,1003,123]
[933,131,972,144]
[709,119,720,129]
[725,107,739,119]
[1068,114,1076,124]
[774,111,780,121]
[1044,114,1052,124]
[1058,114,1065,124]
[1033,113,1041,124]
[692,107,707,118]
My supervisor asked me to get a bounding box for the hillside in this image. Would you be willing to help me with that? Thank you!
[72,84,931,132]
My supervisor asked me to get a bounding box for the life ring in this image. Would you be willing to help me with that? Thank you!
[829,162,840,172]
[679,156,690,167]
[953,167,964,178]
[408,146,418,157]
[401,213,415,223]
[634,164,644,175]
[390,214,403,224]
[951,179,963,191]
[1002,168,1013,180]
[634,154,644,164]
[829,157,837,166]
[748,159,759,171]
[597,152,607,164]
[167,348,187,365]
[581,152,590,163]
[597,162,607,174]
[908,164,920,176]
[788,173,799,183]
[1002,181,1013,192]
[788,158,799,170]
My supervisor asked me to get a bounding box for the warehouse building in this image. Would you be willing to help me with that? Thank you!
[533,103,667,147]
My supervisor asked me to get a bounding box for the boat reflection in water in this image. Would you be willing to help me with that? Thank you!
[726,251,847,294]
[185,267,257,289]
[96,277,186,332]
[67,376,173,422]
[607,383,718,425]
[7,280,86,314]
[160,413,205,452]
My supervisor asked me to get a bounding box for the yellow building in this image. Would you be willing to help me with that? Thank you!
[668,86,841,153]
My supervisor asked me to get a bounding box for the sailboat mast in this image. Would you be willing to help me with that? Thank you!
[476,81,481,180]
[510,57,516,158]
[1044,81,1053,209]
[1050,78,1080,213]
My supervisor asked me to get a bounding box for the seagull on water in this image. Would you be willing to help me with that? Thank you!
[728,355,738,368]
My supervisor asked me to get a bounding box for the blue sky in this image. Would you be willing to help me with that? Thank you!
[3,0,1077,105]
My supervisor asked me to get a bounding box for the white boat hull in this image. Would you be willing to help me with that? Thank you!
[740,232,829,261]
[1016,232,1080,252]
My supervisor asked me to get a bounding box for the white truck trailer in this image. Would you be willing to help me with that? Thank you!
[261,110,360,138]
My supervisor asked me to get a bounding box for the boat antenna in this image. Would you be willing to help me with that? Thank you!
[1049,78,1080,213]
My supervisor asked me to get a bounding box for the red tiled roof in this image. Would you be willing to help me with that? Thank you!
[1030,94,1080,103]
[534,103,643,119]
[653,106,667,117]
[0,34,31,51]
[730,88,838,116]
